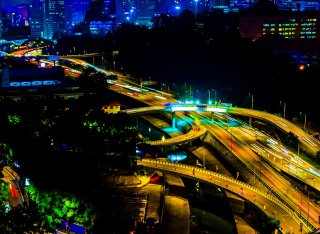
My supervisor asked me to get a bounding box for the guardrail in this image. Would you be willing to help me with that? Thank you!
[138,159,316,232]
[3,166,26,205]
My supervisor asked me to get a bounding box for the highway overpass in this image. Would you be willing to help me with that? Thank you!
[125,105,320,156]
[138,159,317,233]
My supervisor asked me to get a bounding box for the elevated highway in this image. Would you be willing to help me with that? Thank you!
[7,47,320,232]
[229,107,320,156]
[125,105,320,156]
[138,159,316,233]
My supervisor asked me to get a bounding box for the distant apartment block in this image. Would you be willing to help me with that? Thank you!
[239,13,320,41]
[239,12,320,66]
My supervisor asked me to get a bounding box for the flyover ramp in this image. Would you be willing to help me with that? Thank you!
[126,105,320,155]
[146,124,207,146]
[137,159,317,233]
[161,173,190,234]
[229,107,320,156]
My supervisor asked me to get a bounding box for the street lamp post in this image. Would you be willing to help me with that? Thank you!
[298,137,300,157]
[249,93,253,125]
[308,201,310,222]
[251,94,254,109]
[304,113,307,130]
[279,101,286,118]
[203,149,206,169]
[214,90,217,105]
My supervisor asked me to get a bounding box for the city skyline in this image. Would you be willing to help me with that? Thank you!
[0,0,320,39]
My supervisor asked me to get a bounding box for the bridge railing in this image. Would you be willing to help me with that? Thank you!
[138,159,316,232]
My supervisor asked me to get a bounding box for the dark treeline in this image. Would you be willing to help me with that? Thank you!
[57,9,320,127]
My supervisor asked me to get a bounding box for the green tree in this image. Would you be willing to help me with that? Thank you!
[25,182,96,232]
[316,151,320,163]
[284,131,299,149]
[267,216,280,230]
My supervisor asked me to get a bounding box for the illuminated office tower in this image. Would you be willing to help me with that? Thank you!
[157,0,184,16]
[292,0,320,11]
[277,0,319,11]
[43,0,65,39]
[277,0,293,10]
[116,0,135,24]
[229,0,255,12]
[30,8,44,37]
[64,0,90,31]
[16,4,28,26]
[86,0,116,35]
[0,2,2,36]
[240,14,319,40]
[14,0,32,5]
[29,0,45,38]
[187,0,209,15]
[134,0,159,27]
[210,0,229,12]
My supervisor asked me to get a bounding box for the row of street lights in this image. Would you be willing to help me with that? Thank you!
[207,89,217,105]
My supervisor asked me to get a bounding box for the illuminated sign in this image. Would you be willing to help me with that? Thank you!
[171,106,198,111]
[10,80,61,87]
[206,107,227,112]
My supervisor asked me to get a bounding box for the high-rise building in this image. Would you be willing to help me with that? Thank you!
[64,0,90,32]
[116,0,136,24]
[30,8,44,37]
[292,0,320,11]
[14,0,32,5]
[43,0,65,39]
[29,0,44,38]
[16,4,29,26]
[86,0,116,35]
[239,13,320,40]
[134,0,159,27]
[0,2,2,36]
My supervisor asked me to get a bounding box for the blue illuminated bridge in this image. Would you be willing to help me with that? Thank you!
[138,159,315,233]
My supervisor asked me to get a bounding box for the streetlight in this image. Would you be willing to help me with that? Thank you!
[214,89,217,105]
[297,136,300,157]
[280,101,286,118]
[208,89,215,104]
[248,93,253,125]
[203,149,206,169]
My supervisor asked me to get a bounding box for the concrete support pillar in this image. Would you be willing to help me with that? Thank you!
[170,145,176,151]
[136,116,139,129]
[249,117,252,126]
[172,111,176,128]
